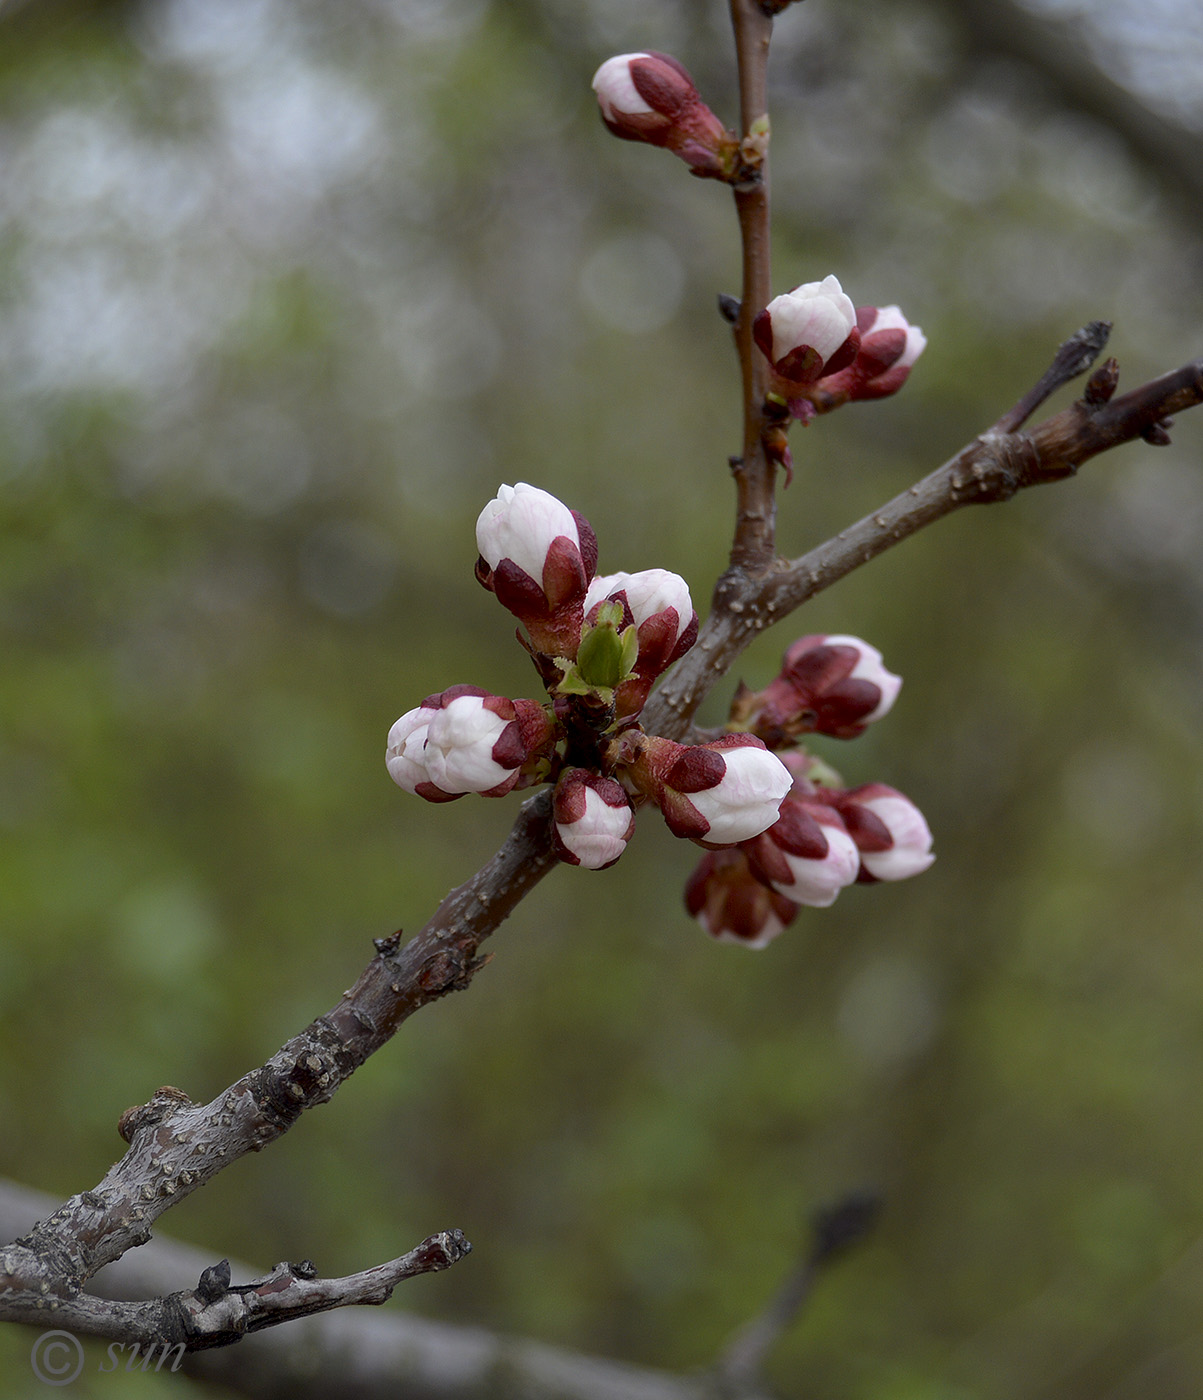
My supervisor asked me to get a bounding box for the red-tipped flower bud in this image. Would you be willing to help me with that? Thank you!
[386,685,554,802]
[627,733,792,847]
[807,304,926,407]
[552,768,636,870]
[592,51,734,180]
[584,568,698,718]
[685,847,799,949]
[475,482,598,659]
[823,783,935,882]
[746,633,901,742]
[753,275,860,385]
[743,794,861,907]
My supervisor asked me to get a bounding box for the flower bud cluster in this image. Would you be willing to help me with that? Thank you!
[753,276,926,437]
[388,483,792,871]
[686,638,934,949]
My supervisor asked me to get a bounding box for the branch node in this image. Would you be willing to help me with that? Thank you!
[372,929,403,955]
[196,1258,232,1303]
[118,1086,194,1144]
[1141,420,1174,446]
[1083,356,1120,406]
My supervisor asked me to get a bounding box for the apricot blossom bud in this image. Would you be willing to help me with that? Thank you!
[742,633,901,742]
[387,685,553,802]
[825,783,935,882]
[744,795,861,907]
[629,733,792,847]
[475,482,598,659]
[685,847,799,949]
[584,568,698,717]
[592,52,733,179]
[807,304,926,407]
[552,769,636,870]
[753,275,860,385]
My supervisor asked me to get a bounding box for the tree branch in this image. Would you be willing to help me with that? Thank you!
[644,339,1203,741]
[1,1233,470,1350]
[1,792,555,1325]
[727,0,777,573]
[0,1179,774,1400]
[5,328,1200,1352]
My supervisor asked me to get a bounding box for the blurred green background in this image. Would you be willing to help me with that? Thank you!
[2,0,1203,1396]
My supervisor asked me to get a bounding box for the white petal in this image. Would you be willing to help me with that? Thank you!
[591,54,654,117]
[385,708,435,792]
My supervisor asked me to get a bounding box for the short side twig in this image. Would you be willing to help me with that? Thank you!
[0,791,555,1316]
[714,1192,881,1393]
[1,1233,470,1350]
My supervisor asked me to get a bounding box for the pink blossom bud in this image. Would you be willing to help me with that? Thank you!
[752,275,860,385]
[552,769,636,870]
[743,795,861,907]
[685,847,799,949]
[825,783,935,882]
[628,733,792,847]
[806,304,926,407]
[388,685,553,801]
[584,568,698,717]
[745,634,901,742]
[475,483,598,659]
[592,52,733,180]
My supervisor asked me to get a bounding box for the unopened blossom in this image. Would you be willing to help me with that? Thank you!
[552,769,636,870]
[753,275,860,385]
[475,482,598,659]
[685,847,799,949]
[804,304,926,409]
[387,685,553,802]
[628,733,792,847]
[824,783,935,882]
[738,634,901,743]
[592,52,734,179]
[744,794,861,907]
[584,568,698,717]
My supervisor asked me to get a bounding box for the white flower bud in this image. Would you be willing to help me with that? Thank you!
[753,275,859,382]
[422,695,514,795]
[767,824,861,907]
[819,634,902,724]
[687,742,793,846]
[587,568,694,647]
[855,793,935,881]
[475,482,580,585]
[553,770,636,870]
